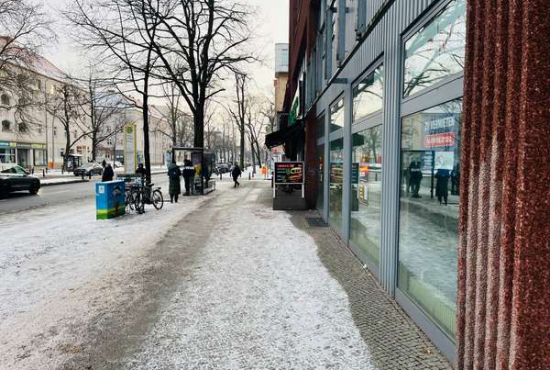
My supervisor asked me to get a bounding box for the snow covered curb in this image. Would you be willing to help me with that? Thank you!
[41,178,88,186]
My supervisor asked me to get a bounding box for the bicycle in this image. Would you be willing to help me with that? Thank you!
[131,181,164,214]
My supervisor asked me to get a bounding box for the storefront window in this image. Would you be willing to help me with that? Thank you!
[353,65,384,122]
[0,148,15,163]
[33,149,46,166]
[317,144,325,212]
[329,138,344,230]
[404,0,466,97]
[330,98,344,132]
[350,126,382,265]
[398,99,462,338]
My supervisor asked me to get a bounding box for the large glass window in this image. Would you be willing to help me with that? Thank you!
[317,144,325,213]
[0,148,15,163]
[404,0,466,97]
[398,99,462,338]
[33,149,46,166]
[330,98,344,132]
[329,138,344,230]
[350,125,383,265]
[353,65,384,122]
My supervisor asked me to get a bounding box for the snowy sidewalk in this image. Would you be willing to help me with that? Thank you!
[0,181,451,370]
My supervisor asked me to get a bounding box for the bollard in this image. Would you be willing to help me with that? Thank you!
[82,172,85,180]
[220,172,222,181]
[42,169,46,178]
[89,172,92,180]
[248,173,251,180]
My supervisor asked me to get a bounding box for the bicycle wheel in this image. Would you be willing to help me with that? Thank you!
[152,189,164,210]
[125,191,135,213]
[133,189,145,214]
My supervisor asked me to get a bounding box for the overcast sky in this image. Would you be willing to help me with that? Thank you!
[42,0,289,98]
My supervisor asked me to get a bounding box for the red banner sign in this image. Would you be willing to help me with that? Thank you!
[425,133,455,148]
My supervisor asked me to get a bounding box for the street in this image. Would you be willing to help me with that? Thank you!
[0,173,170,216]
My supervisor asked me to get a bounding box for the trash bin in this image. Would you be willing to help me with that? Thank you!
[96,180,126,220]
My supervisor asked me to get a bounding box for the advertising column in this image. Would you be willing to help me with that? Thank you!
[123,123,137,174]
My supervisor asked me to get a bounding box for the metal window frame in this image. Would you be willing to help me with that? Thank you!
[402,0,465,100]
[351,57,385,125]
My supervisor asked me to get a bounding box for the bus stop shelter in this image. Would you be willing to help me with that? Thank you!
[170,147,216,195]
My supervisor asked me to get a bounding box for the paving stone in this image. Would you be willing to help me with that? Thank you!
[288,210,454,370]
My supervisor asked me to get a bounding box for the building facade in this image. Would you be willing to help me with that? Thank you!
[95,95,176,167]
[0,54,92,169]
[279,0,550,367]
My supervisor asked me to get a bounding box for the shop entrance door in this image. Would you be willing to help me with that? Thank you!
[17,149,30,169]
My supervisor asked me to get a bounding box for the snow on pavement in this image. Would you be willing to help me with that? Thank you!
[1,180,378,369]
[123,183,377,370]
[0,191,209,369]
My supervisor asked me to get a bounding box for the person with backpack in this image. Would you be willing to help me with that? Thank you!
[182,159,195,196]
[167,159,182,203]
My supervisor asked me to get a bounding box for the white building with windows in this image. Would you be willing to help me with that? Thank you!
[0,41,92,170]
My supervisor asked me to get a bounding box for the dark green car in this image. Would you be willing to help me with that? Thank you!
[0,163,41,197]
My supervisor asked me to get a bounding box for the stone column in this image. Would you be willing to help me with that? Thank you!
[457,1,550,369]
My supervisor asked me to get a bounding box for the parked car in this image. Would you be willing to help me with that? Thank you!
[0,163,41,197]
[74,163,103,177]
[216,163,230,174]
[113,161,123,169]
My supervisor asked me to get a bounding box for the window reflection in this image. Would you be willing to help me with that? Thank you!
[353,66,384,122]
[329,138,344,230]
[398,99,462,338]
[404,0,466,97]
[350,126,383,265]
[330,98,344,132]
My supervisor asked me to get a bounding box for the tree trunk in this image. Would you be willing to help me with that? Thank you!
[91,131,98,162]
[142,90,152,184]
[239,124,245,169]
[194,108,204,148]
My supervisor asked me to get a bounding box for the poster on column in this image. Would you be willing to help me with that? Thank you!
[124,123,137,175]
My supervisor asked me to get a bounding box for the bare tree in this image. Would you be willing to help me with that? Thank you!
[260,99,276,134]
[65,0,163,183]
[245,97,266,172]
[144,0,256,149]
[45,83,91,171]
[74,67,131,161]
[229,72,248,169]
[154,82,192,147]
[0,0,54,133]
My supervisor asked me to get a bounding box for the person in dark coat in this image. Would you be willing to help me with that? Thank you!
[435,169,451,205]
[167,159,182,203]
[102,163,114,182]
[231,163,242,188]
[101,159,107,168]
[135,163,146,179]
[182,159,195,196]
[408,159,423,198]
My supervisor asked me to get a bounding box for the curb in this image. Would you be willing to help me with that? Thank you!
[40,171,168,187]
[41,179,89,187]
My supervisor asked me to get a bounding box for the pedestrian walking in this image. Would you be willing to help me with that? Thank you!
[102,163,114,182]
[101,159,107,168]
[231,163,242,188]
[182,159,195,196]
[167,160,182,203]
